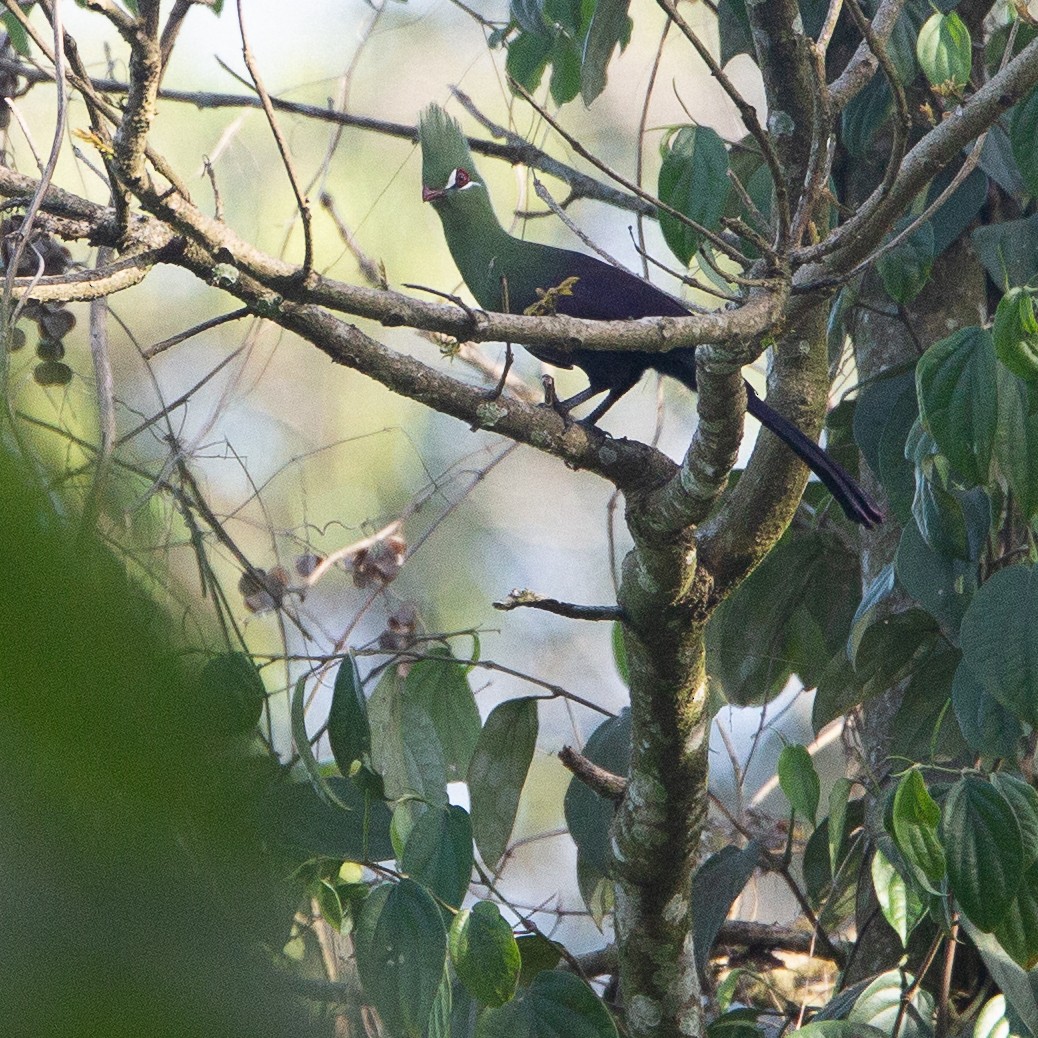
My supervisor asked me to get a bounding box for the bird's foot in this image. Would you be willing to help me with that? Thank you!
[540,375,574,426]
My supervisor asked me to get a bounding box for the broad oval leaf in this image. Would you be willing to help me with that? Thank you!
[1012,85,1038,196]
[404,650,481,780]
[915,326,997,487]
[991,773,1038,870]
[657,125,730,266]
[328,651,370,774]
[993,860,1038,969]
[892,769,945,890]
[580,0,631,105]
[952,660,1022,758]
[849,969,935,1038]
[916,11,972,90]
[778,744,820,825]
[196,651,266,738]
[872,849,925,948]
[402,804,474,908]
[690,842,760,974]
[993,287,1038,381]
[941,775,1022,932]
[994,371,1038,523]
[564,709,630,885]
[468,697,538,869]
[877,218,934,305]
[959,564,1038,727]
[475,969,618,1038]
[973,995,1013,1038]
[449,901,521,1007]
[895,521,976,639]
[354,879,447,1038]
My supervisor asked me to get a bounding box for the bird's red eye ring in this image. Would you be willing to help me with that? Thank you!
[452,167,471,189]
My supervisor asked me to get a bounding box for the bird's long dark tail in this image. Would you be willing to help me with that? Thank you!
[656,352,883,527]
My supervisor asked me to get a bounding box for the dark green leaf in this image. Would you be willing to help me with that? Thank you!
[272,776,395,862]
[690,843,760,974]
[925,163,988,257]
[841,75,891,158]
[991,773,1038,870]
[952,660,1022,758]
[888,646,966,763]
[197,651,266,738]
[516,933,563,985]
[993,861,1038,969]
[450,901,521,1007]
[354,879,447,1038]
[959,564,1038,727]
[972,214,1038,289]
[404,650,481,780]
[1012,85,1038,196]
[475,970,617,1038]
[848,563,896,666]
[468,697,538,868]
[778,745,820,825]
[564,709,630,884]
[916,325,997,487]
[369,667,449,809]
[895,521,976,639]
[942,775,1022,931]
[402,804,474,908]
[612,622,628,685]
[877,218,934,305]
[549,36,582,106]
[828,779,853,876]
[788,1023,887,1038]
[511,0,548,35]
[328,652,370,774]
[717,0,752,65]
[507,30,554,93]
[979,124,1026,197]
[960,918,1038,1038]
[428,971,453,1038]
[2,12,30,55]
[706,1008,765,1038]
[657,126,730,266]
[580,0,631,105]
[892,769,945,890]
[994,371,1038,522]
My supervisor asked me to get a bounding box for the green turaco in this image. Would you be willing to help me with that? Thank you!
[418,104,882,527]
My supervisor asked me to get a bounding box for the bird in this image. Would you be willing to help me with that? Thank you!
[418,105,882,528]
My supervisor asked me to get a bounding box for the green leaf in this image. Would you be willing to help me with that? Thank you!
[849,969,935,1038]
[516,933,563,985]
[507,29,554,93]
[959,565,1038,727]
[778,744,820,825]
[841,74,891,158]
[916,326,997,487]
[354,879,447,1038]
[972,995,1014,1038]
[916,11,971,89]
[612,622,628,685]
[580,0,631,105]
[328,651,370,774]
[549,36,582,106]
[401,804,474,908]
[450,901,521,1007]
[787,1023,887,1038]
[2,12,30,55]
[888,646,967,763]
[925,163,988,257]
[972,214,1038,289]
[847,563,896,667]
[1012,85,1038,197]
[196,651,266,738]
[960,917,1038,1038]
[369,667,449,809]
[706,1008,765,1038]
[564,709,630,886]
[475,970,618,1038]
[690,843,760,974]
[428,970,453,1038]
[952,660,1022,758]
[895,521,977,639]
[992,772,1038,870]
[272,775,395,862]
[994,863,1038,970]
[877,218,935,305]
[941,775,1022,932]
[994,288,1038,382]
[717,0,751,65]
[468,697,538,868]
[872,849,925,947]
[657,125,730,266]
[404,650,481,780]
[828,779,853,875]
[892,769,945,890]
[511,0,548,35]
[994,372,1038,522]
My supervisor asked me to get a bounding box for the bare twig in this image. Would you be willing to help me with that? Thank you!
[493,590,624,622]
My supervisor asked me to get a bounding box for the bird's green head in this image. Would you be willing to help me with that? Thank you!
[419,104,488,209]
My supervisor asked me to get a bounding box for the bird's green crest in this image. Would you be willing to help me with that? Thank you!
[419,104,481,190]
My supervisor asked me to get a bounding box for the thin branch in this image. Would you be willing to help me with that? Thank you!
[235,0,313,274]
[559,745,627,802]
[493,590,624,621]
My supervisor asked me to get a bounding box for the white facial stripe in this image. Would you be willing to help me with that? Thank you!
[445,168,460,190]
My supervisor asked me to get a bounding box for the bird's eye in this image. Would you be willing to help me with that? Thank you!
[445,167,472,191]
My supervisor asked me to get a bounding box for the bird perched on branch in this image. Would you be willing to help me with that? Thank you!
[418,104,882,528]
